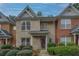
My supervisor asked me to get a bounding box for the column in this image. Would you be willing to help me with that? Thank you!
[73,34,76,44]
[31,36,32,46]
[45,35,48,50]
[6,38,8,44]
[65,37,67,46]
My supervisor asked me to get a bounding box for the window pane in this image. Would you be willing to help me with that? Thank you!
[26,22,30,30]
[60,36,71,45]
[21,22,25,30]
[61,19,71,29]
[26,38,30,46]
[66,37,71,43]
[60,37,65,44]
[40,23,48,30]
[61,20,65,24]
[61,24,65,29]
[21,38,26,46]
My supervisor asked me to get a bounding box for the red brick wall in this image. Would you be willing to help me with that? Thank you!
[55,18,79,44]
[0,23,16,46]
[1,23,11,32]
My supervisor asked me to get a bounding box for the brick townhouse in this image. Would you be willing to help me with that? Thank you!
[0,4,79,50]
[0,12,16,47]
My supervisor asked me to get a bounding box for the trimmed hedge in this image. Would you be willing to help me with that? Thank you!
[1,44,13,49]
[47,46,79,56]
[17,50,32,56]
[0,49,10,56]
[22,46,32,50]
[5,49,19,56]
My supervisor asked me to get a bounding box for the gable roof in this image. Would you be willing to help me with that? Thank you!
[58,3,79,17]
[0,29,12,38]
[8,15,16,25]
[16,5,37,19]
[0,12,16,25]
[0,12,10,23]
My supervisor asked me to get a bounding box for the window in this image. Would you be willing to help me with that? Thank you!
[21,21,31,31]
[60,36,71,46]
[0,24,1,28]
[40,23,48,30]
[21,38,30,46]
[26,21,31,30]
[21,38,26,46]
[61,19,71,29]
[21,22,26,30]
[13,26,16,30]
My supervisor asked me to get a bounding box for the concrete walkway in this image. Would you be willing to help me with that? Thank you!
[38,50,49,56]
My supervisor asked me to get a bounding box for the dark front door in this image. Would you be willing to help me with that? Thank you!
[76,35,79,45]
[40,36,45,49]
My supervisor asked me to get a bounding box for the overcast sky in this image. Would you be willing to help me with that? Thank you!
[0,3,69,16]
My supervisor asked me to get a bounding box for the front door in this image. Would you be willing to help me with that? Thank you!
[40,36,45,49]
[76,35,79,45]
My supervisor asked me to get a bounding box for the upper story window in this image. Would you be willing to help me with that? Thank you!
[60,19,71,29]
[0,24,1,29]
[21,21,26,30]
[40,23,48,30]
[13,26,16,30]
[21,21,31,31]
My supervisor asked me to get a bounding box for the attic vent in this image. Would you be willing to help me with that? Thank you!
[24,11,27,13]
[27,7,30,11]
[67,9,71,12]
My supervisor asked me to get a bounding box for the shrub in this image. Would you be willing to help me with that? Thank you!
[47,46,79,56]
[22,46,32,50]
[67,42,76,46]
[1,44,13,49]
[13,47,21,50]
[0,49,10,56]
[5,49,19,56]
[48,43,56,47]
[17,50,32,56]
[19,45,25,50]
[48,38,56,47]
[59,43,65,46]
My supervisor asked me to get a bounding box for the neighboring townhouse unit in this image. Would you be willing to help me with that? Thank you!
[0,12,16,46]
[16,6,56,50]
[56,4,79,46]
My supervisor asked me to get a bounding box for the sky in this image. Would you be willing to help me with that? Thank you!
[0,3,69,16]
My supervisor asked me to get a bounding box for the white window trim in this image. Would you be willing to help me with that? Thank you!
[61,19,71,29]
[0,24,1,29]
[13,26,16,30]
[21,21,31,31]
[40,23,48,30]
[21,38,30,46]
[60,36,71,46]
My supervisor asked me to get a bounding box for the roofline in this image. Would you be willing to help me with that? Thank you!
[16,17,56,21]
[58,3,79,16]
[56,15,79,19]
[15,5,37,19]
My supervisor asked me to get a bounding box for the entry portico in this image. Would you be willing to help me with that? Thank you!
[0,29,12,45]
[71,25,79,45]
[30,30,48,50]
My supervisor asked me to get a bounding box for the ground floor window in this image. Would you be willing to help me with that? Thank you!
[21,38,30,46]
[60,36,71,46]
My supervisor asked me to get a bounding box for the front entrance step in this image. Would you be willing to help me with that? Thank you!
[38,50,49,56]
